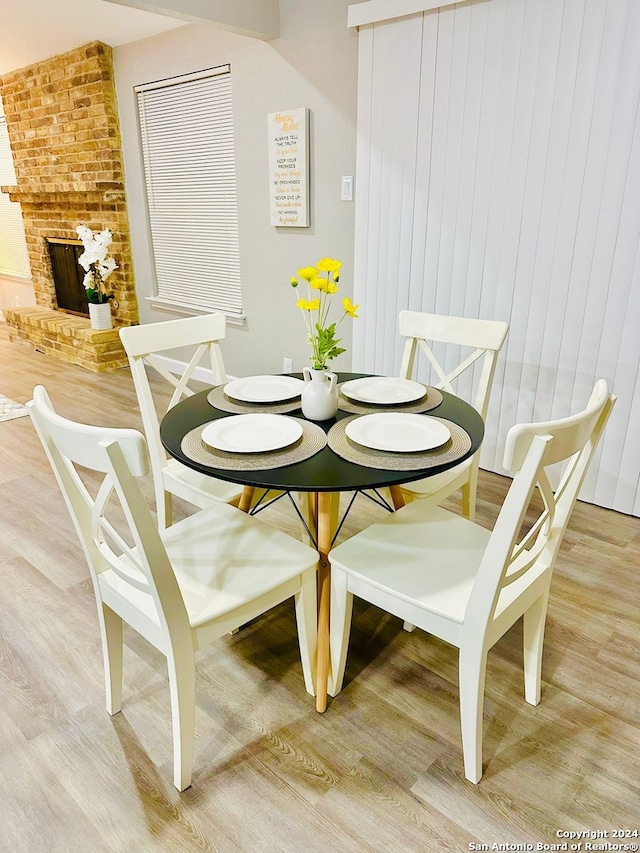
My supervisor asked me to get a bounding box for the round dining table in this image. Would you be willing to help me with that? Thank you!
[160,373,484,713]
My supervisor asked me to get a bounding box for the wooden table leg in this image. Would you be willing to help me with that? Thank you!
[238,486,255,513]
[315,491,333,713]
[389,485,406,510]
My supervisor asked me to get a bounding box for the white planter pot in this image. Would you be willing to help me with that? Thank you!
[88,301,113,330]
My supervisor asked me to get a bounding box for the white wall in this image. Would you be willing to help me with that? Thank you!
[114,0,359,377]
[0,275,36,313]
[0,100,36,310]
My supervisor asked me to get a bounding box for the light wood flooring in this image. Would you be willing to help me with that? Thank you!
[1,322,639,852]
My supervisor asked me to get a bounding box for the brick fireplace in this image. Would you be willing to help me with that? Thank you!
[0,41,139,371]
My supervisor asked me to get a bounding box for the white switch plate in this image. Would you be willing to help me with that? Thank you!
[341,175,353,201]
[283,357,293,373]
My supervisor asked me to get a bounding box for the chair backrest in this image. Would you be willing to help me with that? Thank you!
[119,313,228,476]
[465,379,615,645]
[398,310,509,419]
[27,385,190,647]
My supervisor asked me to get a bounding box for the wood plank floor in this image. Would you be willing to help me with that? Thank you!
[1,322,639,852]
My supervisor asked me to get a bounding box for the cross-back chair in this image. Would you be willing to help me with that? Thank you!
[328,379,615,783]
[119,314,244,529]
[28,385,318,791]
[396,310,509,520]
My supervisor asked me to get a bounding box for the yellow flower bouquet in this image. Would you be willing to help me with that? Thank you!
[291,257,359,370]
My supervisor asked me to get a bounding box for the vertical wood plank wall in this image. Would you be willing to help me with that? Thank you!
[352,0,640,516]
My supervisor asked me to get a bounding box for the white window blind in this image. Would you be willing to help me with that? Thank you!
[136,65,242,316]
[352,0,640,517]
[0,114,31,279]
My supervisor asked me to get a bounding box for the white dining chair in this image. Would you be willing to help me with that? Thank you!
[119,314,244,529]
[28,385,319,792]
[396,310,509,521]
[328,379,615,783]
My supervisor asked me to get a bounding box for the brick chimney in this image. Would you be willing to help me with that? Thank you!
[0,41,139,371]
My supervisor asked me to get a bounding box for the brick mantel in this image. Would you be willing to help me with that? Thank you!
[1,186,126,202]
[0,41,139,371]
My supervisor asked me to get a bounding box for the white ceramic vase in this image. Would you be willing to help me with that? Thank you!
[88,301,113,330]
[301,366,338,420]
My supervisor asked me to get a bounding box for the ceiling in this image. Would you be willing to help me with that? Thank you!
[0,0,185,76]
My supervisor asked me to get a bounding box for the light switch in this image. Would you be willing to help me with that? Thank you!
[341,175,353,201]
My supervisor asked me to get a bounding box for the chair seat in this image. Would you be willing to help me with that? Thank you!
[401,456,473,500]
[163,457,243,507]
[330,500,488,625]
[330,499,548,630]
[100,500,318,631]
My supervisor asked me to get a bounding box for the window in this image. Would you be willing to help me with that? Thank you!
[136,65,243,319]
[0,111,31,279]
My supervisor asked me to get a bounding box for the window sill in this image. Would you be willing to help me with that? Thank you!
[146,296,246,327]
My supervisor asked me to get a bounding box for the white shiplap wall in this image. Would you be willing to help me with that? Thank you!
[352,0,640,516]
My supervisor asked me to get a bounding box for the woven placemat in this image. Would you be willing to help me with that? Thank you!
[207,385,302,415]
[327,415,471,471]
[181,416,327,471]
[337,383,443,415]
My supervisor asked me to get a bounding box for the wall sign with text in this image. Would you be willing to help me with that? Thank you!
[267,107,309,227]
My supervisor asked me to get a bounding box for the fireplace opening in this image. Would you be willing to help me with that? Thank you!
[47,238,89,316]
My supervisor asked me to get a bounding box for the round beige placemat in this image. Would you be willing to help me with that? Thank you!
[181,416,327,471]
[337,383,443,415]
[207,385,302,415]
[327,415,471,471]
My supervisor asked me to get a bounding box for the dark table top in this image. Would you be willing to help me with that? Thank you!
[160,373,484,494]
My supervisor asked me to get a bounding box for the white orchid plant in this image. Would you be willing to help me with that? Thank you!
[76,225,118,304]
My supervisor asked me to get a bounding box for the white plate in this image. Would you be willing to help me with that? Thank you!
[202,414,303,453]
[223,375,304,403]
[346,413,450,453]
[340,377,426,405]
